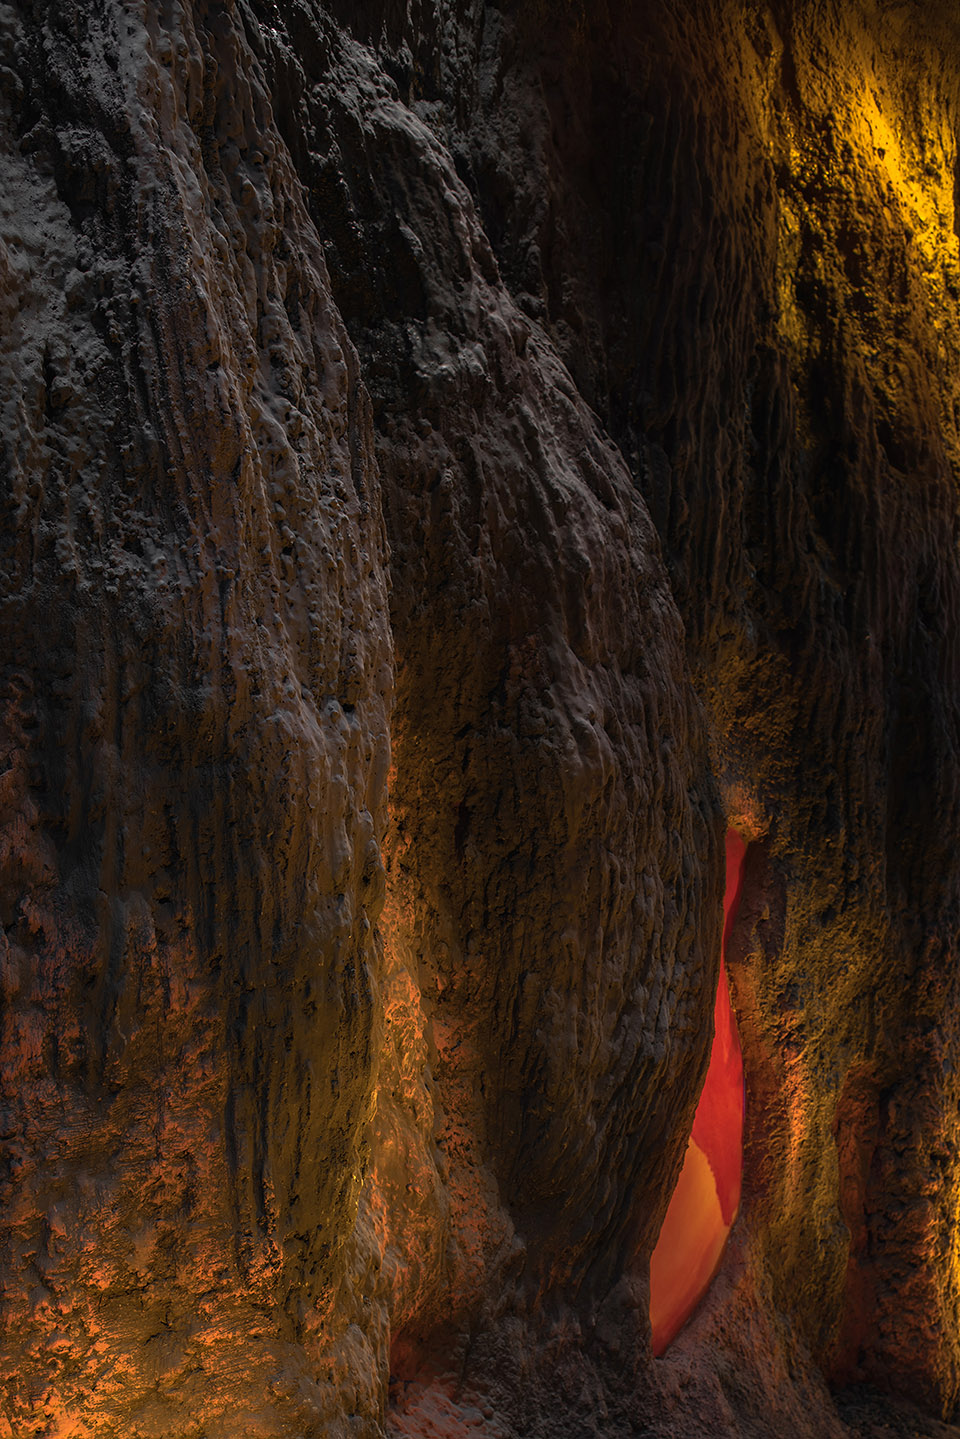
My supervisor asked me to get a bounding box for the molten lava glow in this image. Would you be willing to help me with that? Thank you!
[649,830,746,1355]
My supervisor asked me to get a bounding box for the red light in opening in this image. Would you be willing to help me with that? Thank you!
[649,830,746,1355]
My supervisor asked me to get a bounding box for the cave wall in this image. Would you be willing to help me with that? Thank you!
[2,1,960,1436]
[0,2,394,1429]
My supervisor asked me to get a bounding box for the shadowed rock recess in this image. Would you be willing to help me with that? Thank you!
[1,0,960,1434]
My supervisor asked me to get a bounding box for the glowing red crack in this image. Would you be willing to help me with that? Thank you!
[649,830,746,1355]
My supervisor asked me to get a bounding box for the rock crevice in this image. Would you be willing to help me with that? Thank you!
[1,2,960,1436]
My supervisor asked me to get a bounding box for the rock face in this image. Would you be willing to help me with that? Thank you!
[1,1,960,1436]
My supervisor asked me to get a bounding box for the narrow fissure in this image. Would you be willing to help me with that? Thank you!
[650,829,746,1355]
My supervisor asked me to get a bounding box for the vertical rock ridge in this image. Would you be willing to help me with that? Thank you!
[2,1,960,1436]
[1,2,391,1432]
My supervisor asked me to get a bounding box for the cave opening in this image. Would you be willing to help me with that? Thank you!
[649,830,747,1356]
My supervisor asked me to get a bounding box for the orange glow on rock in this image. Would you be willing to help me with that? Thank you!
[649,830,746,1355]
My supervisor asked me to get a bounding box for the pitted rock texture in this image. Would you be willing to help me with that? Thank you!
[0,3,392,1432]
[2,1,960,1437]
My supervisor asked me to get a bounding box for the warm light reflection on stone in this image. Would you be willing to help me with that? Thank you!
[649,830,746,1355]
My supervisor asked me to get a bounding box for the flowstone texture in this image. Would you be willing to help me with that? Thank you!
[1,2,960,1437]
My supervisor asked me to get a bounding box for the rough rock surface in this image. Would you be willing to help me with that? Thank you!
[1,1,960,1436]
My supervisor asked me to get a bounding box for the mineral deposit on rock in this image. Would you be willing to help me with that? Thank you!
[1,2,960,1436]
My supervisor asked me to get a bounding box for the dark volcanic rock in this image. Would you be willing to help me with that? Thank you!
[1,1,960,1436]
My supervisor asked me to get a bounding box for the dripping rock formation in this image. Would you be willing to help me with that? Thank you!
[1,1,960,1435]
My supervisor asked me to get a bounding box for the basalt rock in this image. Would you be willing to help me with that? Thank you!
[1,2,960,1437]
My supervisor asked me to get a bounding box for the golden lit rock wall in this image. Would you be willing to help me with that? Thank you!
[2,1,960,1436]
[443,0,960,1422]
